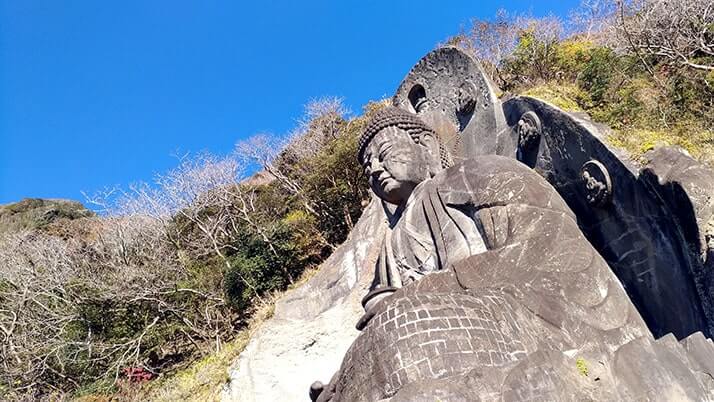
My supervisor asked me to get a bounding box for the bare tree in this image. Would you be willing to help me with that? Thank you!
[235,133,318,216]
[297,97,350,145]
[1,95,365,399]
[459,9,523,84]
[449,10,565,87]
[0,153,274,399]
[111,153,274,294]
[235,97,350,222]
[614,0,714,71]
[0,223,204,397]
[512,16,565,84]
[569,0,617,41]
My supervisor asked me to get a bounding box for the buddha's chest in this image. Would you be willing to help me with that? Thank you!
[388,193,486,284]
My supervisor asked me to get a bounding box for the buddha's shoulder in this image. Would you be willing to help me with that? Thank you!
[429,155,574,216]
[434,155,539,184]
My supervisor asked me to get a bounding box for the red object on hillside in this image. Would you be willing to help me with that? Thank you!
[122,366,154,383]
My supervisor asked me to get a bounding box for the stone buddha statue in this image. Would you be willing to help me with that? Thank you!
[311,107,714,402]
[356,107,488,327]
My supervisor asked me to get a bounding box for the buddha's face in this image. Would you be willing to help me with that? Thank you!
[361,126,440,205]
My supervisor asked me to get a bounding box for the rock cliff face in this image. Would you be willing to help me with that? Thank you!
[502,97,714,340]
[313,154,714,401]
[224,47,714,401]
[222,198,388,401]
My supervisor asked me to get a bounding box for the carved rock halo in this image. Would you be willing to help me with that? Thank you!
[392,46,506,160]
[581,159,613,207]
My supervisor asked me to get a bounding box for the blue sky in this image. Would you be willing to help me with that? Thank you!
[0,0,579,204]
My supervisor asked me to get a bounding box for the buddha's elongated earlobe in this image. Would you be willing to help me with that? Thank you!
[419,132,442,177]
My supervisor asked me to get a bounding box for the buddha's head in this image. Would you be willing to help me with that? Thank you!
[358,107,452,205]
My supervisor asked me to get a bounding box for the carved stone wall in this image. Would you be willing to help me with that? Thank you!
[392,48,714,339]
[392,47,507,162]
[502,97,714,339]
[316,156,714,401]
[226,46,714,402]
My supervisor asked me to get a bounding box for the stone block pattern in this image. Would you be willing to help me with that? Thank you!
[326,289,529,401]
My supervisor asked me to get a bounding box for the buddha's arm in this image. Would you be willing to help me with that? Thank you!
[357,231,402,330]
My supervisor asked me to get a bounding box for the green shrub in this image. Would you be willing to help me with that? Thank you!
[555,39,595,80]
[224,253,272,309]
[578,46,616,105]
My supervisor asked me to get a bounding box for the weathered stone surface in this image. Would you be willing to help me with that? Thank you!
[643,146,714,255]
[392,47,507,162]
[502,96,711,339]
[641,146,714,333]
[318,93,714,400]
[222,198,388,401]
[228,46,714,402]
[317,154,689,401]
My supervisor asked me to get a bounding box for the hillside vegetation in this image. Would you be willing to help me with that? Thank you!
[0,99,379,401]
[449,0,713,164]
[0,198,94,235]
[1,0,712,400]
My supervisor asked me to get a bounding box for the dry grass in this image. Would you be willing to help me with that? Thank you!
[103,264,322,402]
[288,265,320,291]
[522,84,586,112]
[607,127,714,166]
[132,294,280,402]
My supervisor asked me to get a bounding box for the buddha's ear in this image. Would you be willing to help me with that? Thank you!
[419,132,439,156]
[419,132,442,176]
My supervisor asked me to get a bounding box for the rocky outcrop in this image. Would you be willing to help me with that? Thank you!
[222,198,389,401]
[224,46,714,402]
[314,155,714,401]
[0,198,94,235]
[502,96,714,340]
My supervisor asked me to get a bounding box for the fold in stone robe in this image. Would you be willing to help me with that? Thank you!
[373,178,485,290]
[317,156,659,402]
[372,155,566,290]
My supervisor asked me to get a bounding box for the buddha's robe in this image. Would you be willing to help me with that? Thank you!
[318,156,656,402]
[372,154,565,290]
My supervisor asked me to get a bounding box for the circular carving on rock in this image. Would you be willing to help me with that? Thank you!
[581,160,613,207]
[517,111,541,151]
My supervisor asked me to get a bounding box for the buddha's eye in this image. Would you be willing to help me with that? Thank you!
[378,144,392,160]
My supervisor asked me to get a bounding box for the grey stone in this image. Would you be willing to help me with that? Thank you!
[318,100,714,400]
[502,96,714,339]
[392,46,508,161]
[642,146,714,334]
[228,46,714,402]
[318,117,666,398]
